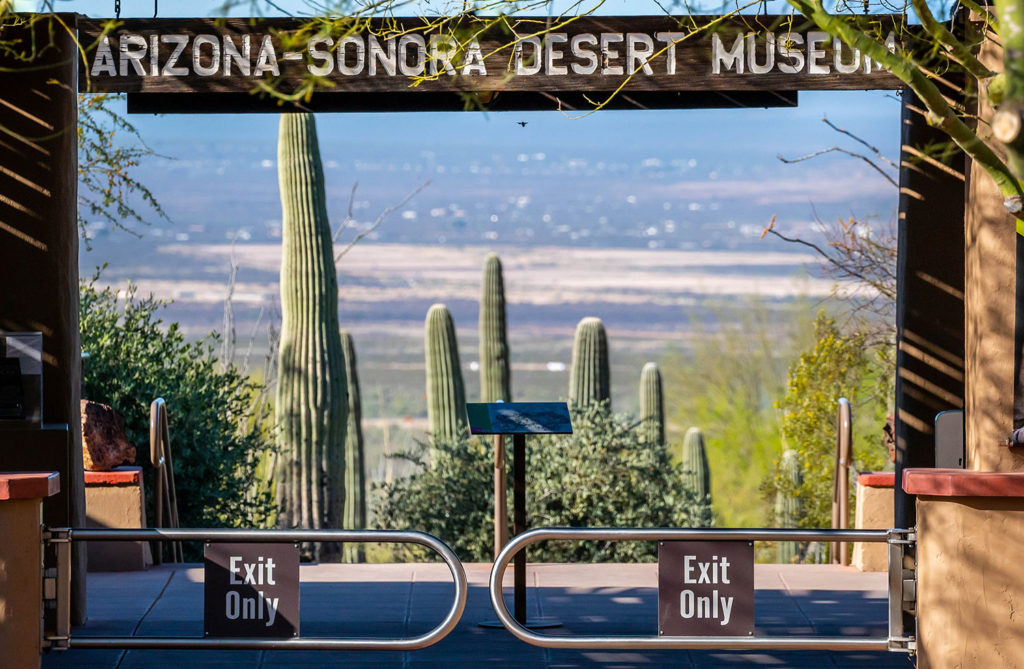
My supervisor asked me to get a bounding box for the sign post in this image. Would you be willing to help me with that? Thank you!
[468,402,572,629]
[204,542,300,638]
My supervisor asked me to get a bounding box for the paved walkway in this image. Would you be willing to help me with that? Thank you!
[44,563,914,668]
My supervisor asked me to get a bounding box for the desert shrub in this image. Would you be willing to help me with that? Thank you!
[766,312,890,534]
[80,276,274,534]
[373,404,702,562]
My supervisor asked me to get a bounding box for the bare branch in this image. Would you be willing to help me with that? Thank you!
[334,180,430,262]
[221,235,239,367]
[331,181,360,244]
[778,146,899,187]
[820,116,899,170]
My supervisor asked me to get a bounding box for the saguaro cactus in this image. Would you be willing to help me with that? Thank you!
[425,303,467,442]
[682,427,712,525]
[569,317,610,410]
[479,253,511,403]
[274,113,347,560]
[340,330,366,563]
[776,449,803,563]
[639,362,664,446]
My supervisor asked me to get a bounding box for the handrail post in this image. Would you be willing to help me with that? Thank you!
[149,398,182,563]
[150,399,164,564]
[833,398,852,565]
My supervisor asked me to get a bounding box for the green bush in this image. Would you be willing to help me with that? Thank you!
[373,404,702,562]
[767,312,890,532]
[80,276,274,534]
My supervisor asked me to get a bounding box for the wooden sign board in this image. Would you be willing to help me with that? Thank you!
[658,540,754,637]
[77,15,904,102]
[204,542,300,638]
[467,402,573,435]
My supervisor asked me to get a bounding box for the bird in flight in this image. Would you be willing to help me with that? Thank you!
[517,121,528,127]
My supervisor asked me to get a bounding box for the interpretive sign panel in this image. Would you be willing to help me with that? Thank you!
[467,402,573,435]
[658,540,754,636]
[77,15,903,96]
[204,543,300,638]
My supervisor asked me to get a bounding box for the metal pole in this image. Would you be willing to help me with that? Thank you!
[494,434,508,559]
[150,399,164,565]
[513,433,526,624]
[838,398,852,566]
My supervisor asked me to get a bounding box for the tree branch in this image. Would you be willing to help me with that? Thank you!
[334,179,429,262]
[785,0,1024,217]
[778,146,898,187]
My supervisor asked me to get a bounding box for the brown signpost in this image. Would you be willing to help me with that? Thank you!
[76,15,903,113]
[658,540,754,637]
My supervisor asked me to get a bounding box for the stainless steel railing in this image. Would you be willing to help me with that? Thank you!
[150,398,182,564]
[488,527,909,652]
[45,527,467,651]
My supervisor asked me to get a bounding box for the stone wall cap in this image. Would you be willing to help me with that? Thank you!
[858,472,895,487]
[0,471,60,500]
[903,468,1024,497]
[84,465,142,486]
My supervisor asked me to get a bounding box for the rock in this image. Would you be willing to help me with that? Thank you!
[80,400,136,471]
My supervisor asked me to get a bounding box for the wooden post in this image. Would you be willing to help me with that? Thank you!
[0,14,86,624]
[894,90,967,528]
[493,434,508,559]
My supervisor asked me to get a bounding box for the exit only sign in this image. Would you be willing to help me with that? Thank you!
[658,540,754,636]
[204,543,300,638]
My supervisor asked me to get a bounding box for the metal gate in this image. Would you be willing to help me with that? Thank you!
[42,526,915,655]
[43,527,467,651]
[488,527,915,653]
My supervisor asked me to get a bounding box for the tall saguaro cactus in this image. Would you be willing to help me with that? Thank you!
[479,253,511,403]
[569,317,610,410]
[340,331,366,563]
[274,113,347,560]
[639,362,664,446]
[682,427,712,525]
[776,449,803,564]
[425,303,467,442]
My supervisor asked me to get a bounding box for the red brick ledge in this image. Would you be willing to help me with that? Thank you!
[903,468,1024,497]
[84,465,141,485]
[858,472,895,487]
[0,472,60,501]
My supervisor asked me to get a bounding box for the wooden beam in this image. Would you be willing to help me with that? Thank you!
[125,89,798,113]
[79,16,904,100]
[894,90,966,527]
[0,14,86,623]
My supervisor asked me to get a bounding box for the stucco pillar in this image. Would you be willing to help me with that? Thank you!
[905,470,1024,669]
[963,26,1024,472]
[0,472,60,669]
